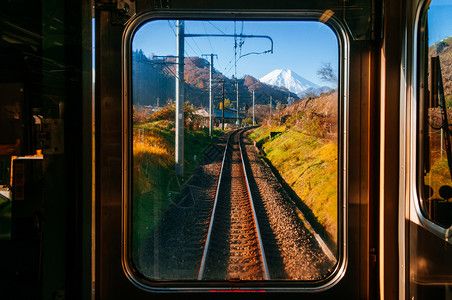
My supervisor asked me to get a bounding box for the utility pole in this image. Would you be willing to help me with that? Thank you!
[236,81,239,127]
[202,53,217,137]
[270,95,272,119]
[222,81,225,130]
[234,21,237,79]
[252,90,255,126]
[175,20,185,176]
[169,24,274,174]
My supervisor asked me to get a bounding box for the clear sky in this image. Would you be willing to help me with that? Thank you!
[132,20,338,87]
[428,1,452,45]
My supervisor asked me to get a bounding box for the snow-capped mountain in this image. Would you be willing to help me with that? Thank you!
[259,69,330,98]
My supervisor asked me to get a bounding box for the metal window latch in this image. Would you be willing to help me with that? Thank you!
[40,119,64,155]
[95,0,136,25]
[369,248,377,267]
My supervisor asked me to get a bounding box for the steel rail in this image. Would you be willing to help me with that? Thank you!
[197,131,233,280]
[198,128,270,280]
[238,130,270,280]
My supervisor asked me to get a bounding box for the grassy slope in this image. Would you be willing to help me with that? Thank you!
[249,92,338,243]
[425,154,452,200]
[132,119,222,260]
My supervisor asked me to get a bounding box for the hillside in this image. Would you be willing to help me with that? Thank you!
[132,50,298,109]
[249,91,338,244]
[429,36,452,98]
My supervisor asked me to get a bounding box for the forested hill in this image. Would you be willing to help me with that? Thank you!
[430,36,452,97]
[132,50,298,108]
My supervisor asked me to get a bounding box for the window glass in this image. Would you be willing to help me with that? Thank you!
[131,20,340,282]
[420,0,452,229]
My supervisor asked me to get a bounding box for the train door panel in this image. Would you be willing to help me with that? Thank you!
[96,0,377,298]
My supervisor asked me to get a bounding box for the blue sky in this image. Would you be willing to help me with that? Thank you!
[132,20,338,87]
[428,1,452,45]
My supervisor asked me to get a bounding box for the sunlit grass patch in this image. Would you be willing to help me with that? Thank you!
[425,156,452,199]
[249,92,338,244]
[260,129,338,242]
[131,117,223,265]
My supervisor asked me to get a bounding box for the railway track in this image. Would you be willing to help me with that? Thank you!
[198,129,270,281]
[142,128,334,281]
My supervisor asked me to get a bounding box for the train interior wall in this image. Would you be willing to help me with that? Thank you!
[1,0,451,299]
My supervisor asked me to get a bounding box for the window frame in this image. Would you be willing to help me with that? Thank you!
[414,0,452,242]
[122,10,350,292]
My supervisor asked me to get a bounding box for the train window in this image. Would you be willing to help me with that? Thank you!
[419,0,452,230]
[125,17,345,289]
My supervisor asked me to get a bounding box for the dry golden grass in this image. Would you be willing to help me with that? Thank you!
[131,115,223,262]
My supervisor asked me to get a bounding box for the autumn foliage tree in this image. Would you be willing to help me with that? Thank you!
[217,99,234,110]
[134,102,202,130]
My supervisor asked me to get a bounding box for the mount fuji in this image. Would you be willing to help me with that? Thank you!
[259,69,330,98]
